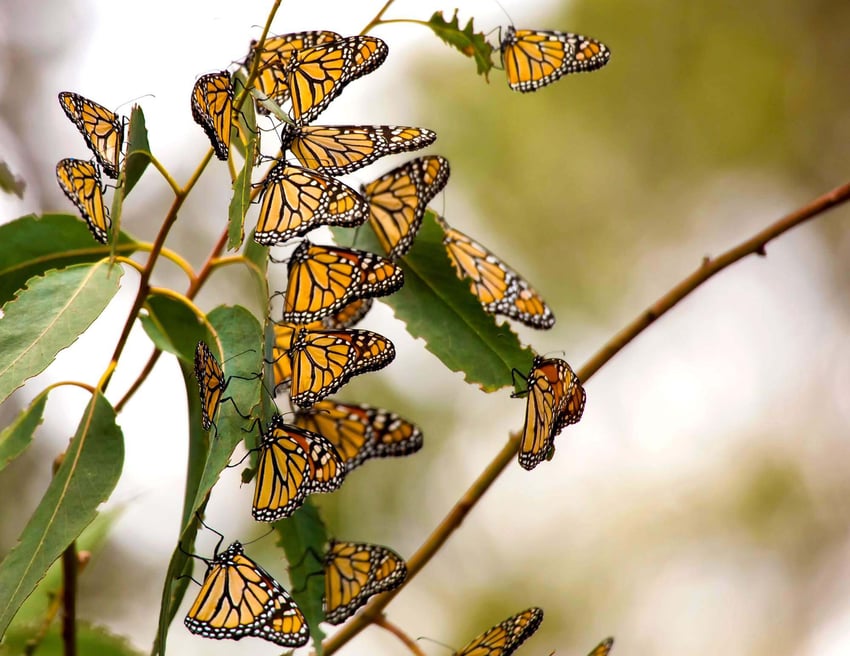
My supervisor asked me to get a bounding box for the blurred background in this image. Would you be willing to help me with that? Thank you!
[1,0,849,654]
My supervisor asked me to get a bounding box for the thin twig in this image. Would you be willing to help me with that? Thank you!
[321,179,850,654]
[60,542,77,656]
[361,0,397,35]
[374,615,427,656]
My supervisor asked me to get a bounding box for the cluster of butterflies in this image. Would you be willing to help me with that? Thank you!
[54,19,609,653]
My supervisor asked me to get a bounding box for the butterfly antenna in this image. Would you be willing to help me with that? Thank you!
[193,511,226,556]
[242,525,276,547]
[490,0,514,26]
[416,636,455,653]
[115,93,156,113]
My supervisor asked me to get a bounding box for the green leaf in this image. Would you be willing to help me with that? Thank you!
[427,10,496,78]
[152,306,263,656]
[124,105,151,196]
[0,390,48,472]
[229,70,259,162]
[1,621,144,656]
[0,262,123,405]
[0,393,123,636]
[0,160,25,198]
[227,139,256,251]
[0,214,136,307]
[277,502,328,653]
[140,292,211,363]
[352,212,533,391]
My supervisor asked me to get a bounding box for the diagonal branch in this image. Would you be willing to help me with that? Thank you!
[320,178,850,655]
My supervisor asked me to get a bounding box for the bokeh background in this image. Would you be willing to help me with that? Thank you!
[1,0,849,655]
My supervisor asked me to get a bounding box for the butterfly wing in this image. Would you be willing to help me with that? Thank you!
[193,341,226,431]
[191,71,233,160]
[293,400,423,470]
[437,217,555,329]
[280,241,404,324]
[58,92,125,179]
[323,540,407,624]
[305,298,373,330]
[363,155,451,259]
[55,158,111,244]
[253,416,345,521]
[277,326,396,407]
[283,124,437,176]
[456,608,544,656]
[184,541,309,647]
[501,26,610,92]
[246,30,342,113]
[254,162,368,245]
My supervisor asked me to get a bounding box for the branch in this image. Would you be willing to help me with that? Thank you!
[374,615,427,656]
[320,178,850,654]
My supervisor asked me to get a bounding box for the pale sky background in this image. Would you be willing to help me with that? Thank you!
[1,1,849,655]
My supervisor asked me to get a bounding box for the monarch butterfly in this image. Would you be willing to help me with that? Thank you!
[304,297,373,330]
[193,341,257,432]
[184,540,309,646]
[323,540,407,624]
[245,30,341,115]
[362,155,451,259]
[435,215,555,329]
[252,414,345,521]
[455,607,544,656]
[58,92,125,179]
[271,323,396,407]
[253,161,368,245]
[191,71,233,160]
[293,400,423,471]
[55,158,110,244]
[278,241,404,324]
[287,35,388,125]
[512,356,586,471]
[281,123,437,176]
[500,26,611,92]
[587,637,614,656]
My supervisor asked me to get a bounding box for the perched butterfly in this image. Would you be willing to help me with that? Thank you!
[293,400,423,471]
[287,35,388,125]
[281,123,437,176]
[455,607,544,656]
[245,30,342,114]
[58,92,125,179]
[278,241,404,324]
[193,341,257,432]
[435,215,555,329]
[184,540,309,647]
[55,158,110,244]
[271,323,396,407]
[191,71,233,160]
[512,356,586,471]
[587,637,614,656]
[323,540,407,624]
[252,414,345,521]
[500,26,611,92]
[304,297,373,330]
[362,155,451,259]
[253,162,368,245]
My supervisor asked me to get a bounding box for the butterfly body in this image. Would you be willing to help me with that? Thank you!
[323,540,407,624]
[55,158,110,244]
[455,607,544,656]
[516,356,586,470]
[58,92,125,178]
[184,541,309,647]
[500,26,611,92]
[254,162,368,245]
[362,155,451,259]
[252,415,345,521]
[293,400,423,471]
[191,71,233,160]
[281,124,437,176]
[280,241,404,324]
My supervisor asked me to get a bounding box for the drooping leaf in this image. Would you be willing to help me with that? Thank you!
[124,105,151,196]
[348,212,533,391]
[0,214,136,306]
[0,160,25,198]
[227,140,256,250]
[278,502,328,653]
[0,393,123,636]
[0,390,48,472]
[426,10,495,78]
[229,69,259,163]
[139,292,211,363]
[153,306,263,655]
[0,262,123,405]
[2,620,144,656]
